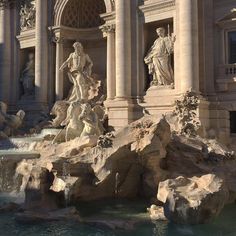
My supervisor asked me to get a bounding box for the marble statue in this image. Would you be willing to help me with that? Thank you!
[20,1,36,31]
[62,102,84,142]
[50,101,70,128]
[0,101,25,138]
[79,103,104,137]
[61,102,104,142]
[60,42,100,102]
[20,52,35,98]
[144,27,175,87]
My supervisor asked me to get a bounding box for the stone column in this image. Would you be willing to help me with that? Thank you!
[0,6,11,103]
[115,0,131,99]
[35,0,48,109]
[102,24,116,100]
[55,37,64,100]
[178,0,199,92]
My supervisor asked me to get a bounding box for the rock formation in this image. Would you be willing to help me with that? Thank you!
[157,174,228,224]
[13,114,236,225]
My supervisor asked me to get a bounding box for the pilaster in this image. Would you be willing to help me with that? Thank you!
[35,0,48,110]
[178,0,199,93]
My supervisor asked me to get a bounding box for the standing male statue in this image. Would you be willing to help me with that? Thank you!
[60,42,95,102]
[144,27,175,87]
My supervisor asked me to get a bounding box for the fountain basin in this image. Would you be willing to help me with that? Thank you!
[0,151,40,161]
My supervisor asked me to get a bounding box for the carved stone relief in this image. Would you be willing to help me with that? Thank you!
[19,0,36,31]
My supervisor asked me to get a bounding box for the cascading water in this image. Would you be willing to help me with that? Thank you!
[62,161,71,206]
[0,156,21,193]
[115,172,120,195]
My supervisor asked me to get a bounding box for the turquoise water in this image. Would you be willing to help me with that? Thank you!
[0,196,236,236]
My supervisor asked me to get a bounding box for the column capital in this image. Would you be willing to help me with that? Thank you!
[101,24,115,37]
[52,35,65,44]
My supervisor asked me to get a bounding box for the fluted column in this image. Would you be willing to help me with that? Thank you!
[102,24,116,100]
[35,0,48,108]
[115,0,131,99]
[55,37,64,100]
[0,6,11,103]
[178,0,199,92]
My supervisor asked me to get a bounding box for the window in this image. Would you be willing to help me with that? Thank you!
[228,31,236,64]
[230,111,236,133]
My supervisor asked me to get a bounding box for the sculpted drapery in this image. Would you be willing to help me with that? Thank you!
[144,27,175,87]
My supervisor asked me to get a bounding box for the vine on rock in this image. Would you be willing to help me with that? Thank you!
[173,90,200,136]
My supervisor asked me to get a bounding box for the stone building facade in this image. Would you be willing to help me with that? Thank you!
[0,0,236,142]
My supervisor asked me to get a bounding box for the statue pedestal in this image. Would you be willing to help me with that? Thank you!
[143,86,176,107]
[105,99,143,130]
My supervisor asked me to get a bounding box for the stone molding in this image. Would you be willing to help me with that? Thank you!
[16,29,36,49]
[139,0,175,19]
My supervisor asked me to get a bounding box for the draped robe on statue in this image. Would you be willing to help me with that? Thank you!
[145,36,174,86]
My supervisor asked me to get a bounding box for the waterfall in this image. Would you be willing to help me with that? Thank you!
[62,161,71,206]
[115,172,120,195]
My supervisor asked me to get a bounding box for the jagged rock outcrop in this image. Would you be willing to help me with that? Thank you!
[24,167,65,210]
[157,174,229,224]
[14,115,236,225]
[17,116,171,203]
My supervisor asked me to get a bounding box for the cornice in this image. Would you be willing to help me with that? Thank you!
[139,0,175,14]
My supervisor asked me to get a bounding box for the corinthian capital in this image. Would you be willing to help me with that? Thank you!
[101,24,115,37]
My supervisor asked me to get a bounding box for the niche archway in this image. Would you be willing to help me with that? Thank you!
[53,0,108,100]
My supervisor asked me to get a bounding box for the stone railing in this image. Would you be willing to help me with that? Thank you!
[224,64,236,76]
[217,64,236,91]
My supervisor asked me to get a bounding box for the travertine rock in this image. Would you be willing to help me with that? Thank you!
[24,167,65,210]
[15,114,236,223]
[147,204,167,221]
[157,174,229,224]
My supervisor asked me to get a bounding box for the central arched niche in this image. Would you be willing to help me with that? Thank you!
[60,0,107,99]
[62,0,106,28]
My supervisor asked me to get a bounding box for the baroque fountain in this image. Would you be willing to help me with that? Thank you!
[0,42,236,236]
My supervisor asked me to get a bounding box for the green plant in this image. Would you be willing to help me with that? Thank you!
[173,91,200,136]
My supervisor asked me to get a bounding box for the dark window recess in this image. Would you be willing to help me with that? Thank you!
[228,31,236,64]
[230,111,236,133]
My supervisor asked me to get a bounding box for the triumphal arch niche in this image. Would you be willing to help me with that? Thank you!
[52,0,111,101]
